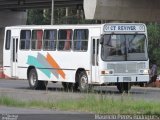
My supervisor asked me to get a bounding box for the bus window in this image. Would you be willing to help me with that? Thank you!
[73,29,88,51]
[43,29,57,50]
[5,30,11,50]
[31,30,43,50]
[20,30,31,50]
[58,29,72,51]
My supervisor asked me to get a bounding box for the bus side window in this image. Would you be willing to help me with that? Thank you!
[73,29,88,51]
[43,29,57,50]
[20,30,31,50]
[58,29,72,51]
[32,30,43,50]
[5,30,11,50]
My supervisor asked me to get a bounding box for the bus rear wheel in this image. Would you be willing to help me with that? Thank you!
[28,69,48,90]
[117,82,131,93]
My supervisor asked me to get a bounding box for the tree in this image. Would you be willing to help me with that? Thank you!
[27,9,44,25]
[147,23,160,67]
[27,7,96,25]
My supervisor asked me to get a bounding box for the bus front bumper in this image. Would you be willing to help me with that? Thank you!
[100,75,149,84]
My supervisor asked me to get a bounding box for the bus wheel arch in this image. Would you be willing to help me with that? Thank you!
[75,68,85,82]
[27,66,36,80]
[27,66,48,90]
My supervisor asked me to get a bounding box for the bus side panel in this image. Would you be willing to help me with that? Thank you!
[47,51,89,82]
[3,29,10,78]
[21,50,90,83]
[12,26,101,83]
[17,50,31,79]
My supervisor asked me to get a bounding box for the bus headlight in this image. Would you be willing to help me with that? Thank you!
[101,70,114,75]
[139,69,149,74]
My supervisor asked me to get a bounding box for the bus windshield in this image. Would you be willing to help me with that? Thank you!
[101,34,148,61]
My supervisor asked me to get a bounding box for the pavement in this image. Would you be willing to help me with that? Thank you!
[0,79,160,120]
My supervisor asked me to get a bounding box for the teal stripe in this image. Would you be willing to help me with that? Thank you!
[27,55,51,78]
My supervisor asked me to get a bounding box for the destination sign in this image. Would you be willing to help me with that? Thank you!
[104,24,145,32]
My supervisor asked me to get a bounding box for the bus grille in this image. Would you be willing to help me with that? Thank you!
[107,62,145,74]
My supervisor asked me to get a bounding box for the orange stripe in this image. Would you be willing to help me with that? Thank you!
[46,53,65,79]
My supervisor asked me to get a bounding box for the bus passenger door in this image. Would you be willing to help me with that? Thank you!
[91,37,99,83]
[11,37,18,77]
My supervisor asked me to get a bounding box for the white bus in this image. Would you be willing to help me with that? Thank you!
[3,23,149,93]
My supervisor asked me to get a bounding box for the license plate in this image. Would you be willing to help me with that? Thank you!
[123,77,131,82]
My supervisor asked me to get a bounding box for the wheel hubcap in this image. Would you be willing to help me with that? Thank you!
[30,73,36,86]
[80,75,87,89]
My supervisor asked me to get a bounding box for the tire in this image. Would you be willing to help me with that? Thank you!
[28,69,48,90]
[62,82,79,92]
[62,82,73,91]
[139,82,145,87]
[117,82,131,93]
[78,71,90,92]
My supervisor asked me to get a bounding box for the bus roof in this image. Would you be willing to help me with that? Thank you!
[5,23,147,34]
[5,23,146,29]
[5,24,104,29]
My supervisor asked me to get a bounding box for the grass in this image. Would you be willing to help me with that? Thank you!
[0,95,160,115]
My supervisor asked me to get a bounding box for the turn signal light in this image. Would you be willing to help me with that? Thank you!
[101,70,113,75]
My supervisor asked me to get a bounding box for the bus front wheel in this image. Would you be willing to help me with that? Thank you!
[78,71,90,92]
[28,69,48,90]
[117,82,131,93]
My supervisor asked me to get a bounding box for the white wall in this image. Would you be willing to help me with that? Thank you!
[0,10,27,27]
[84,0,160,22]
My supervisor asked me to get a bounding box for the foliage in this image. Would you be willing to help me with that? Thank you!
[147,23,160,68]
[27,9,44,25]
[27,7,96,25]
[0,95,160,115]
